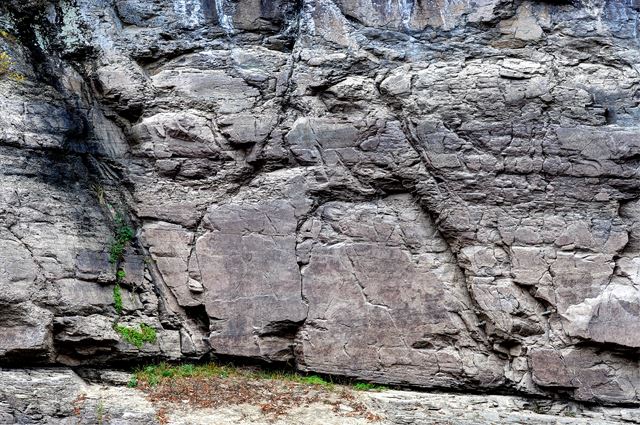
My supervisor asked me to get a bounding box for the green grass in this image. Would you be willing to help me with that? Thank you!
[352,382,388,391]
[134,362,236,385]
[128,361,395,398]
[113,251,127,316]
[127,375,138,388]
[130,362,341,390]
[113,283,123,315]
[249,369,334,388]
[109,215,134,264]
[114,323,156,348]
[130,362,391,394]
[116,269,126,282]
[296,374,333,388]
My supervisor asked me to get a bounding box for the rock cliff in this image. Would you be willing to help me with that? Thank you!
[1,0,640,407]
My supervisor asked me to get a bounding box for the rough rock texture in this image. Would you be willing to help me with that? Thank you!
[0,368,638,424]
[1,0,640,407]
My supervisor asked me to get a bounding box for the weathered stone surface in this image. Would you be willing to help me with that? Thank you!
[0,368,158,424]
[0,368,638,424]
[297,195,504,388]
[2,0,640,407]
[367,390,640,425]
[530,347,640,404]
[198,200,308,361]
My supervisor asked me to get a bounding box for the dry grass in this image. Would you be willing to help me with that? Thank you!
[132,363,382,423]
[0,51,12,75]
[0,51,25,82]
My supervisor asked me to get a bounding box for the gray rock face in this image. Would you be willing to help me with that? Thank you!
[297,195,505,389]
[0,368,638,424]
[199,200,308,359]
[1,0,640,406]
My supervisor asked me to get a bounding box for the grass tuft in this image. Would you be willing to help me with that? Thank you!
[0,51,12,75]
[114,323,156,348]
[113,283,123,315]
[127,375,138,388]
[295,374,334,388]
[135,362,236,386]
[353,382,388,391]
[116,269,126,282]
[132,362,343,390]
[109,215,134,264]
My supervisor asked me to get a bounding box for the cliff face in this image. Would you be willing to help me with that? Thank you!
[1,0,640,406]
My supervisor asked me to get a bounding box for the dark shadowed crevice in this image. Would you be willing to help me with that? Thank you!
[259,319,305,339]
[183,304,211,337]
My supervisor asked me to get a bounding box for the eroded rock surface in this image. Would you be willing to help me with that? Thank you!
[0,368,638,425]
[1,0,640,407]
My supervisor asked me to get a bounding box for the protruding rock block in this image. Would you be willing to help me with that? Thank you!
[196,200,307,361]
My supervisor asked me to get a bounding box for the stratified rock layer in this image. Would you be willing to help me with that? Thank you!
[1,0,640,405]
[0,368,638,424]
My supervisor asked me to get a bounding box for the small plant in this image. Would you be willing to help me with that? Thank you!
[132,363,239,388]
[0,29,17,43]
[131,362,341,391]
[109,214,134,264]
[148,373,160,387]
[92,184,106,205]
[0,51,12,75]
[8,71,24,82]
[0,51,25,82]
[116,269,126,282]
[114,323,157,348]
[127,375,138,388]
[353,382,388,391]
[114,268,125,301]
[113,283,123,315]
[179,364,195,376]
[300,374,332,387]
[96,400,104,425]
